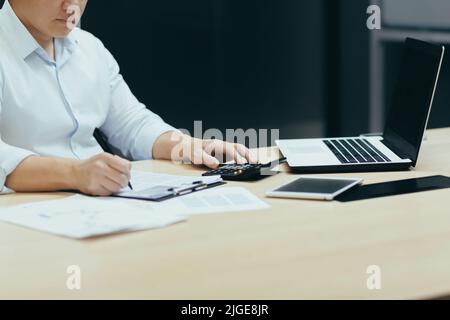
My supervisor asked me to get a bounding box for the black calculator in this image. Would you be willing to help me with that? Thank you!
[202,158,287,181]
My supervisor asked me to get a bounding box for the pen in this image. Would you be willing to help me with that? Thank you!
[94,128,134,190]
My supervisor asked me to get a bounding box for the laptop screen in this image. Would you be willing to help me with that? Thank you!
[383,38,444,166]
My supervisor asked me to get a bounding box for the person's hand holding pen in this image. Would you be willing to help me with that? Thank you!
[72,153,132,196]
[94,129,133,191]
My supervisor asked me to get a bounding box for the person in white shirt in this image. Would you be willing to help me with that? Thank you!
[0,0,255,196]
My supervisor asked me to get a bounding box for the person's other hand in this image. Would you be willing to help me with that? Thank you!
[72,153,131,196]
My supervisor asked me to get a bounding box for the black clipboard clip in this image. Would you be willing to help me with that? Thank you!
[168,181,208,196]
[112,179,226,202]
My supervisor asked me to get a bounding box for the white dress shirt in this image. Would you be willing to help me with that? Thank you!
[0,1,177,192]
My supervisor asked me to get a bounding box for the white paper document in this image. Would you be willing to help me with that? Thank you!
[113,172,268,214]
[173,186,270,214]
[111,186,270,216]
[0,195,185,239]
[0,171,269,239]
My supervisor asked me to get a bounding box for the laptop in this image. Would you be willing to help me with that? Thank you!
[277,38,445,173]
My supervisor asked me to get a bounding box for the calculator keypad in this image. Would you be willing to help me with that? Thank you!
[203,164,268,181]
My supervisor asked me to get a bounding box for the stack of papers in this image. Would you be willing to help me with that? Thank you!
[0,195,185,239]
[148,186,270,215]
[0,171,270,239]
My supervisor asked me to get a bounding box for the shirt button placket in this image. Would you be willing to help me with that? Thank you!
[55,65,81,159]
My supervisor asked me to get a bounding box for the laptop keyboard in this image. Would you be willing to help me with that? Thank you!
[323,138,391,164]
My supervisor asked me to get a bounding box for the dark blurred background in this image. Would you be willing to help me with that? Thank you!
[2,0,450,143]
[82,0,327,141]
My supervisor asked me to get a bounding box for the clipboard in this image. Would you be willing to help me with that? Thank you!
[112,180,226,202]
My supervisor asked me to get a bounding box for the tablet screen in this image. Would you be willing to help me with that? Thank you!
[275,178,359,194]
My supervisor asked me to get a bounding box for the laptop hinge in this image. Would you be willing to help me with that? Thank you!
[380,138,410,161]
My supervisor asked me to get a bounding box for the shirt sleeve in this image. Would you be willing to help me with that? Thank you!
[0,73,37,194]
[98,41,178,161]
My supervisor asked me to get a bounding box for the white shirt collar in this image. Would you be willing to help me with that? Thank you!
[0,0,78,61]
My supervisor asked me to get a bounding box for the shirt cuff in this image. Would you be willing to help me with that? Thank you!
[0,148,37,194]
[132,122,181,161]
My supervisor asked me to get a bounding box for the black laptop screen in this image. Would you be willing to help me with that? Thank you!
[383,38,444,166]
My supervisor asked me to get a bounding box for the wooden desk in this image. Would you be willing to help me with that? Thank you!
[1,128,450,300]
